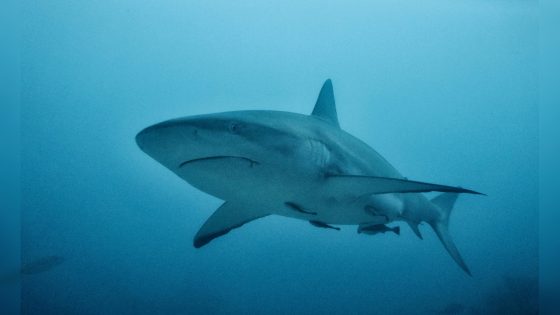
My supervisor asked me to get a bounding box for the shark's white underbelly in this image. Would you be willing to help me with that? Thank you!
[178,157,401,225]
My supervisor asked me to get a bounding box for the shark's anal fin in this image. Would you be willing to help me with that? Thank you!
[407,222,423,240]
[325,175,484,196]
[284,202,317,215]
[309,220,340,231]
[193,202,269,248]
[311,79,340,128]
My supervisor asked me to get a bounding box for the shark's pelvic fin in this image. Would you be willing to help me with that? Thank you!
[325,175,484,196]
[429,193,472,276]
[311,79,340,128]
[193,202,269,248]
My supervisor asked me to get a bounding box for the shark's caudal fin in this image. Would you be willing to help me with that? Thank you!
[429,193,472,276]
[311,79,340,128]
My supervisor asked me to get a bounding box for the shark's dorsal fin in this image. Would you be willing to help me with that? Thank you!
[311,79,340,128]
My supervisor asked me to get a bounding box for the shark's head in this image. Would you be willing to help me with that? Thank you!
[138,112,253,169]
[136,110,305,199]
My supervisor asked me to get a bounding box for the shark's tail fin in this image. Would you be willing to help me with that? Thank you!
[429,193,472,276]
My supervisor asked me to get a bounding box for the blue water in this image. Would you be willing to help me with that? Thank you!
[14,1,538,314]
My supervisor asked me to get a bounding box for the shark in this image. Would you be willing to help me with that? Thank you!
[136,79,483,275]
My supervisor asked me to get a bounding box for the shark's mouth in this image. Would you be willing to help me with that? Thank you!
[179,156,260,168]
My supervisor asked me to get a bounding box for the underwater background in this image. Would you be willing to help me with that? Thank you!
[11,0,538,314]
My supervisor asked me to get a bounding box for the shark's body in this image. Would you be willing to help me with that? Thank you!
[136,80,482,275]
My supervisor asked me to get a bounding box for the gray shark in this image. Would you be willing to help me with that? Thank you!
[136,79,483,275]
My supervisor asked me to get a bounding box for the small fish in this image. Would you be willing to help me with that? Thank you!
[309,220,340,231]
[358,224,400,236]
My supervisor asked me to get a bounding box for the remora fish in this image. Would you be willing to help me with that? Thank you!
[358,224,400,236]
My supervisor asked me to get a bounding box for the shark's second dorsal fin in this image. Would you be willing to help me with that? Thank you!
[311,79,340,128]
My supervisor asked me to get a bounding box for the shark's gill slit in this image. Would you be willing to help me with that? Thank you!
[179,156,260,168]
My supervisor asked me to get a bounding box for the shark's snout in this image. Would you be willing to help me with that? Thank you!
[135,118,189,153]
[136,117,227,168]
[135,126,154,152]
[136,125,167,154]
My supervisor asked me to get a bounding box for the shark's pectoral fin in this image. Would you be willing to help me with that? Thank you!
[193,202,269,248]
[325,175,483,196]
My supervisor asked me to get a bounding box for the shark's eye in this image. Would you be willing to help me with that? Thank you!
[228,122,242,134]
